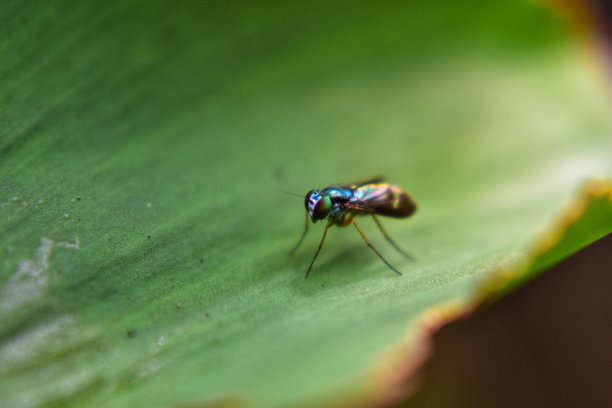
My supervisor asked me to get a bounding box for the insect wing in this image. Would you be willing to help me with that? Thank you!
[349,183,416,218]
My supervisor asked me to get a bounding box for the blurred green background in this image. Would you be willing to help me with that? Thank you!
[1,1,611,407]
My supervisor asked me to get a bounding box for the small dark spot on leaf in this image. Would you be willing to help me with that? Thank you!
[200,259,204,264]
[205,312,210,318]
[147,235,151,239]
[272,166,286,181]
[75,197,81,201]
[127,330,136,338]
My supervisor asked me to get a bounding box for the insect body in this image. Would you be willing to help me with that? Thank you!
[292,177,416,278]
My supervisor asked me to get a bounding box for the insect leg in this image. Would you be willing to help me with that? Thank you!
[372,215,414,260]
[290,211,309,254]
[353,221,402,276]
[304,222,333,278]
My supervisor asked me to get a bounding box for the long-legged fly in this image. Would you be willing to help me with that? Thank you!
[291,177,417,278]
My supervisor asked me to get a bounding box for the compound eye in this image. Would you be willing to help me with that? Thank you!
[312,195,332,221]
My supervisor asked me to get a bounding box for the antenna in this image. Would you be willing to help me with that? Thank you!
[279,189,303,198]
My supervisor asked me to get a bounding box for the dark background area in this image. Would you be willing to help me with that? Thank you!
[403,233,612,408]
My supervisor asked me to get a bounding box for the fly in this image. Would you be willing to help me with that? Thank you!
[291,177,417,278]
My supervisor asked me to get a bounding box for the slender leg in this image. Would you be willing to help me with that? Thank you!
[290,212,310,254]
[372,215,414,260]
[304,222,333,278]
[353,221,402,276]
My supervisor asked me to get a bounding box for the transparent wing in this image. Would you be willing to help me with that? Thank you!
[348,183,416,218]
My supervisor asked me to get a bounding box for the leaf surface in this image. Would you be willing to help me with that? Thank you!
[1,1,611,407]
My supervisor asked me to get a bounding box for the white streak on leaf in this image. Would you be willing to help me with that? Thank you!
[1,236,79,313]
[0,315,75,373]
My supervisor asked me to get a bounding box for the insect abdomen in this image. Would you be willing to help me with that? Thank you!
[378,191,416,218]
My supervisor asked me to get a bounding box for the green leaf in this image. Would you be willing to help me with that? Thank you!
[478,180,612,304]
[1,1,611,407]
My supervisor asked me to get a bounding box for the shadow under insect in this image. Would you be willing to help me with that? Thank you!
[287,238,410,296]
